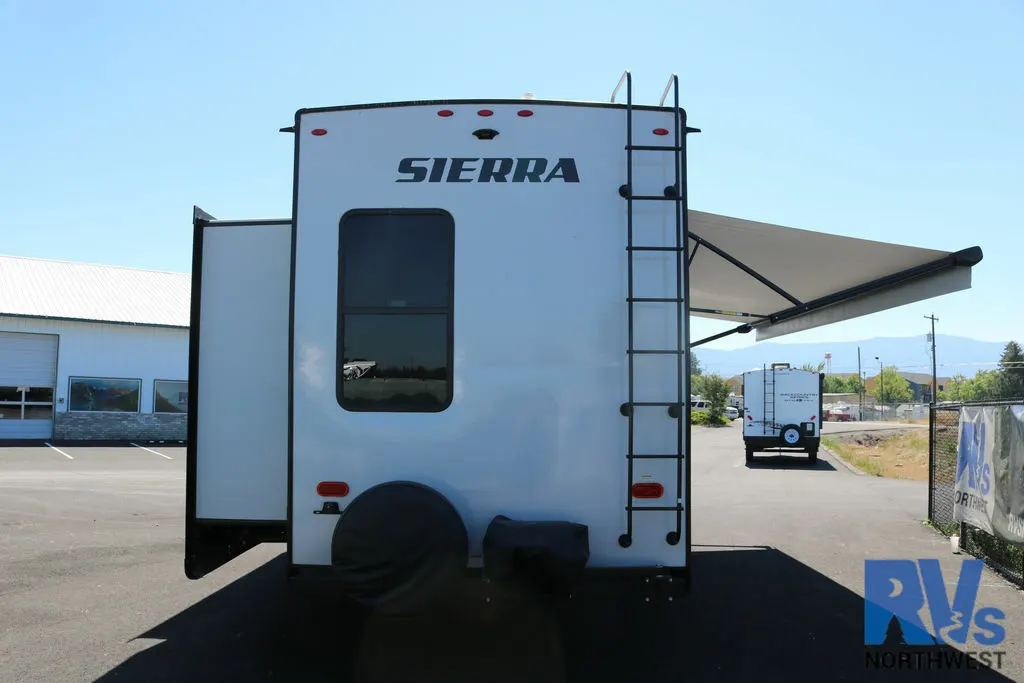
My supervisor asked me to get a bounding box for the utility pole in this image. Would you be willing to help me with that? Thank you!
[925,314,938,405]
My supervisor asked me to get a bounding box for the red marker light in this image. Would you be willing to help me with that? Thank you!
[631,482,664,499]
[437,109,454,117]
[517,110,534,117]
[478,109,494,117]
[311,129,327,136]
[316,481,350,497]
[653,128,670,136]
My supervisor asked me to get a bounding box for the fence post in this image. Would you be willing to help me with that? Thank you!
[928,404,935,522]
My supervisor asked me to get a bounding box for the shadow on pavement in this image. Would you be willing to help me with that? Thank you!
[94,547,1013,682]
[745,454,837,471]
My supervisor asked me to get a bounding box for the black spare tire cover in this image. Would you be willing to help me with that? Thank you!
[330,481,469,614]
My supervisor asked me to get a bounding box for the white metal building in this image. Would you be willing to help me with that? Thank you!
[0,255,190,442]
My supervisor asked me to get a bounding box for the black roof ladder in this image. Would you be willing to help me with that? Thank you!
[613,71,699,549]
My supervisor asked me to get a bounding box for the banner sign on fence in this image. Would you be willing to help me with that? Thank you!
[954,404,1024,546]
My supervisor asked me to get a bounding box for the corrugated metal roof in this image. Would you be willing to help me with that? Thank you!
[0,255,191,328]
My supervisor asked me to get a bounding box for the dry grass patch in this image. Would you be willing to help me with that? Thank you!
[822,429,929,480]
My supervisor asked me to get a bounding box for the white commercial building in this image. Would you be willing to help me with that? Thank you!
[0,255,190,442]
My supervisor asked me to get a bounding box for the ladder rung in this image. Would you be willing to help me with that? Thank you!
[627,349,683,355]
[627,505,685,512]
[630,454,685,460]
[625,195,684,202]
[626,144,684,151]
[627,297,685,303]
[627,246,685,252]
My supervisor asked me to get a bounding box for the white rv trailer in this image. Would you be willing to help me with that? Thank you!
[741,363,823,463]
[184,71,983,613]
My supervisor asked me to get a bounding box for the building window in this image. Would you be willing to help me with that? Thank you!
[154,380,188,414]
[68,377,141,413]
[0,386,54,421]
[336,209,454,413]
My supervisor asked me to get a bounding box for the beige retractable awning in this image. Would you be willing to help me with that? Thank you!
[686,210,983,345]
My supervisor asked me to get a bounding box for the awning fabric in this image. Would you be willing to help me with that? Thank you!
[686,210,982,345]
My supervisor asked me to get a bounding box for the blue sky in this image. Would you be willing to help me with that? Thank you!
[2,0,1020,354]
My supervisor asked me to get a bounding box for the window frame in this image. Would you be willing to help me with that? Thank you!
[67,376,142,414]
[0,386,55,421]
[153,379,189,414]
[335,208,455,414]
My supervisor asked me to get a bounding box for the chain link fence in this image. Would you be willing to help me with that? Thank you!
[867,402,930,422]
[928,401,1024,588]
[824,400,931,423]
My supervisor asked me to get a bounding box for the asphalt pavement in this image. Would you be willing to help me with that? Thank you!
[1,429,1022,682]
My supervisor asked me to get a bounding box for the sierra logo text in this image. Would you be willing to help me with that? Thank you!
[397,157,580,183]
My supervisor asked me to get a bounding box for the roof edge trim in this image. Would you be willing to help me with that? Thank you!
[0,312,189,330]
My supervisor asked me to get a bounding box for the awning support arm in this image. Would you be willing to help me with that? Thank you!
[689,233,803,306]
[690,308,767,319]
[752,246,983,328]
[687,241,700,267]
[691,323,753,348]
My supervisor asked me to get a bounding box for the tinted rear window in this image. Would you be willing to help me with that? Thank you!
[336,210,454,413]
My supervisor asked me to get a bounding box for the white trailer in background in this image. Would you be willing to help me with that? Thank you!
[183,70,983,616]
[742,364,823,463]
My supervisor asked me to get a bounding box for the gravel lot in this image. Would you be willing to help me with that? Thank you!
[1,427,1021,682]
[821,420,928,435]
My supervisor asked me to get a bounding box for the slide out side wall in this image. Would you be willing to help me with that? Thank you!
[185,212,292,579]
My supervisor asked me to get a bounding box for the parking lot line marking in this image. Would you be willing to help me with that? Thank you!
[130,442,173,460]
[44,442,74,460]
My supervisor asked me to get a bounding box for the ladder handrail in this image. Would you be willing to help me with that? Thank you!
[763,363,768,436]
[659,72,678,108]
[669,72,684,545]
[611,70,630,103]
[624,69,636,547]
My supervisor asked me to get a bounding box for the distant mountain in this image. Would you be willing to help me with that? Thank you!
[694,335,1010,379]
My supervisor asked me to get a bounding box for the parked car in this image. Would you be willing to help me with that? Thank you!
[725,406,740,420]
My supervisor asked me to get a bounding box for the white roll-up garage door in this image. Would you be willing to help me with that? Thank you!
[0,332,58,439]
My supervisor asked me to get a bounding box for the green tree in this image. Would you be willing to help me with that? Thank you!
[701,373,731,422]
[844,375,865,394]
[969,369,1003,401]
[823,375,852,393]
[872,366,913,404]
[800,361,826,373]
[688,351,704,397]
[939,374,969,402]
[690,351,703,377]
[997,341,1024,399]
[941,370,1002,402]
